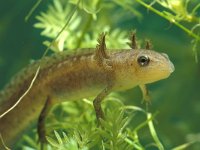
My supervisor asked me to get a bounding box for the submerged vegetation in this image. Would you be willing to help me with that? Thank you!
[0,0,200,149]
[19,97,164,150]
[33,0,200,58]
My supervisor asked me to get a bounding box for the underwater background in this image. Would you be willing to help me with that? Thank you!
[0,0,200,149]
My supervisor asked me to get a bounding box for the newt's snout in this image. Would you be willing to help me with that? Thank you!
[169,61,175,73]
[162,52,175,74]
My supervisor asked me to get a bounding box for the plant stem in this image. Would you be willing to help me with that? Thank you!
[25,0,43,22]
[75,14,93,48]
[135,0,200,41]
[147,113,164,150]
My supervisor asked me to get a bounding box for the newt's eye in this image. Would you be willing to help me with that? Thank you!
[137,55,150,66]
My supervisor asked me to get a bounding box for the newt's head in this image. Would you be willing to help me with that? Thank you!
[132,49,175,84]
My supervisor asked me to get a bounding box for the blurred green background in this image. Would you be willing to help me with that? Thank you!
[0,0,200,149]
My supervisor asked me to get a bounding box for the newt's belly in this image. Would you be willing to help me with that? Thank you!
[47,67,109,102]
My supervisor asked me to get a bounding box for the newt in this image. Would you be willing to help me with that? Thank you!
[0,33,174,148]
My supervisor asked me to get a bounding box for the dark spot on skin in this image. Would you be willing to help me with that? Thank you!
[32,108,36,113]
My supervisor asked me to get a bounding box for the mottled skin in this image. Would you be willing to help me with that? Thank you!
[0,34,174,148]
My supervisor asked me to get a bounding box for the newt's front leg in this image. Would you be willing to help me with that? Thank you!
[139,84,151,104]
[93,85,112,123]
[93,33,114,123]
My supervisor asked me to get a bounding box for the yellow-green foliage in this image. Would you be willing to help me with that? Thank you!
[1,0,200,149]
